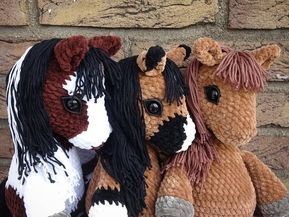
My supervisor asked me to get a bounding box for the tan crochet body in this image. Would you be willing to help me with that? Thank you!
[157,38,289,217]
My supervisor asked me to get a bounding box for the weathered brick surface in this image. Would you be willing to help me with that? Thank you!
[229,0,289,29]
[38,0,218,28]
[0,41,34,75]
[257,92,289,128]
[243,136,289,188]
[0,77,6,119]
[244,136,289,172]
[0,0,28,26]
[0,122,13,158]
[0,167,9,181]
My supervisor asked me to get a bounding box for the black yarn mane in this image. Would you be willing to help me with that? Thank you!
[75,47,121,101]
[6,39,62,183]
[99,55,149,217]
[163,58,187,104]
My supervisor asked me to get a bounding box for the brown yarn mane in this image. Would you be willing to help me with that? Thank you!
[165,47,267,185]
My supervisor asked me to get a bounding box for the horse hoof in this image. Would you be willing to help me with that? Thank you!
[49,211,71,217]
[155,196,194,217]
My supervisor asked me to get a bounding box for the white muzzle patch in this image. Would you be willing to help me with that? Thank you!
[63,73,112,150]
[177,115,196,153]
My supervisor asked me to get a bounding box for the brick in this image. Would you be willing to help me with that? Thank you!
[283,177,289,189]
[0,77,6,119]
[38,0,218,28]
[242,136,289,187]
[0,166,9,181]
[257,92,289,128]
[0,0,28,26]
[0,41,34,75]
[229,0,289,29]
[243,136,289,172]
[0,121,13,158]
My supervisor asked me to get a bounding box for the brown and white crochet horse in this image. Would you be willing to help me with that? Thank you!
[156,37,289,217]
[4,35,131,217]
[85,45,196,217]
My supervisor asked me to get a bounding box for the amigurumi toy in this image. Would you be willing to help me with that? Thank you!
[156,37,289,217]
[4,35,129,217]
[84,45,196,217]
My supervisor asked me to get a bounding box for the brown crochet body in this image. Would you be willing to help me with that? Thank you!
[140,145,161,217]
[86,145,161,216]
[86,47,192,216]
[86,71,190,215]
[159,39,288,216]
[5,187,26,217]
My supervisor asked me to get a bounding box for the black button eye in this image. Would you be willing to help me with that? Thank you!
[61,96,82,114]
[204,85,221,105]
[144,99,163,116]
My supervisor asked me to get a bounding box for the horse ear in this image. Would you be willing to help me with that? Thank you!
[192,37,223,66]
[136,45,166,77]
[89,36,121,57]
[166,44,191,67]
[249,44,281,70]
[54,35,89,72]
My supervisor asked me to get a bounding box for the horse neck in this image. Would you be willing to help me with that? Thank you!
[211,136,241,156]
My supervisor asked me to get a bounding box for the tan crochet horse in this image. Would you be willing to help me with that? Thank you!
[156,37,289,217]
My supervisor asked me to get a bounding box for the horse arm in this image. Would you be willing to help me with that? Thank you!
[54,35,89,72]
[85,159,128,217]
[155,165,195,217]
[241,150,289,216]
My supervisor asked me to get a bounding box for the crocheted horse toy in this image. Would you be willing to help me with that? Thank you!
[4,35,130,217]
[85,45,196,217]
[156,37,289,217]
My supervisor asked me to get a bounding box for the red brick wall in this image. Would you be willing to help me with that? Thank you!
[0,0,288,187]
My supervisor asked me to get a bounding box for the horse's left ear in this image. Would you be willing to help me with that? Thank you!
[89,36,121,56]
[250,44,281,70]
[166,44,191,67]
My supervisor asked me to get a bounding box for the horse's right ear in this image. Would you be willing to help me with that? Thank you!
[89,36,121,57]
[192,37,223,66]
[54,35,89,72]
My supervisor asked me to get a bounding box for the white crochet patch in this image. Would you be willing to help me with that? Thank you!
[6,147,84,217]
[177,115,196,153]
[88,201,128,217]
[63,73,112,150]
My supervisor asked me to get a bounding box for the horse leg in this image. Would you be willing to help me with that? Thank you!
[86,160,127,217]
[242,151,289,216]
[155,166,194,217]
